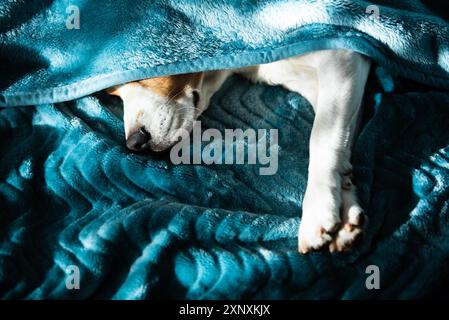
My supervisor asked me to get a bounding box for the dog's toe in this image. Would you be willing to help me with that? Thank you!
[298,215,340,254]
[329,209,367,252]
[298,229,333,254]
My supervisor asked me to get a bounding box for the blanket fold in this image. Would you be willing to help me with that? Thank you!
[2,0,449,106]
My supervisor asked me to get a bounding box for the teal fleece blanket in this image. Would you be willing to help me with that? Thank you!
[1,0,449,299]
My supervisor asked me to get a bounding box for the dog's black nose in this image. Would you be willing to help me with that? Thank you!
[126,127,151,151]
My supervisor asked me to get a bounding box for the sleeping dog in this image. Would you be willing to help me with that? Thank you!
[108,50,371,253]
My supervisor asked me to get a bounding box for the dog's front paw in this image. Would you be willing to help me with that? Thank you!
[298,174,366,254]
[298,185,341,254]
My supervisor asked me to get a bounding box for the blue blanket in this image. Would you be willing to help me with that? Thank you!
[1,0,449,299]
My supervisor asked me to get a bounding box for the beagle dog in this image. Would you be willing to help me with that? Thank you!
[108,49,371,253]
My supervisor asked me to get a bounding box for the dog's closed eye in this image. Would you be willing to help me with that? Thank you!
[192,90,200,107]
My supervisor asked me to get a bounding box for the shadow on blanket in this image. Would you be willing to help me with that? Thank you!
[2,67,449,299]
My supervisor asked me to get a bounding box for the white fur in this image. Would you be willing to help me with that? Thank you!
[239,50,371,253]
[115,82,200,151]
[116,49,371,253]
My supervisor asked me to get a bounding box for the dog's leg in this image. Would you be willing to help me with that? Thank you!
[248,50,370,252]
[297,50,370,253]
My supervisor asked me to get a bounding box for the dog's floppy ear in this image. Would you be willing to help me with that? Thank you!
[106,85,121,96]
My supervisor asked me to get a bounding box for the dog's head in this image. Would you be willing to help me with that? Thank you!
[108,73,206,152]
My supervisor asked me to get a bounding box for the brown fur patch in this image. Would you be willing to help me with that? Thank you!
[106,73,203,100]
[138,73,202,100]
[106,85,121,96]
[106,83,140,96]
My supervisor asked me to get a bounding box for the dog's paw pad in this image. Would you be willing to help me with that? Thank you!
[298,218,340,254]
[298,231,333,254]
[329,214,366,252]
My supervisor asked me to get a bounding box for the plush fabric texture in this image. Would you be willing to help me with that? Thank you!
[1,0,449,299]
